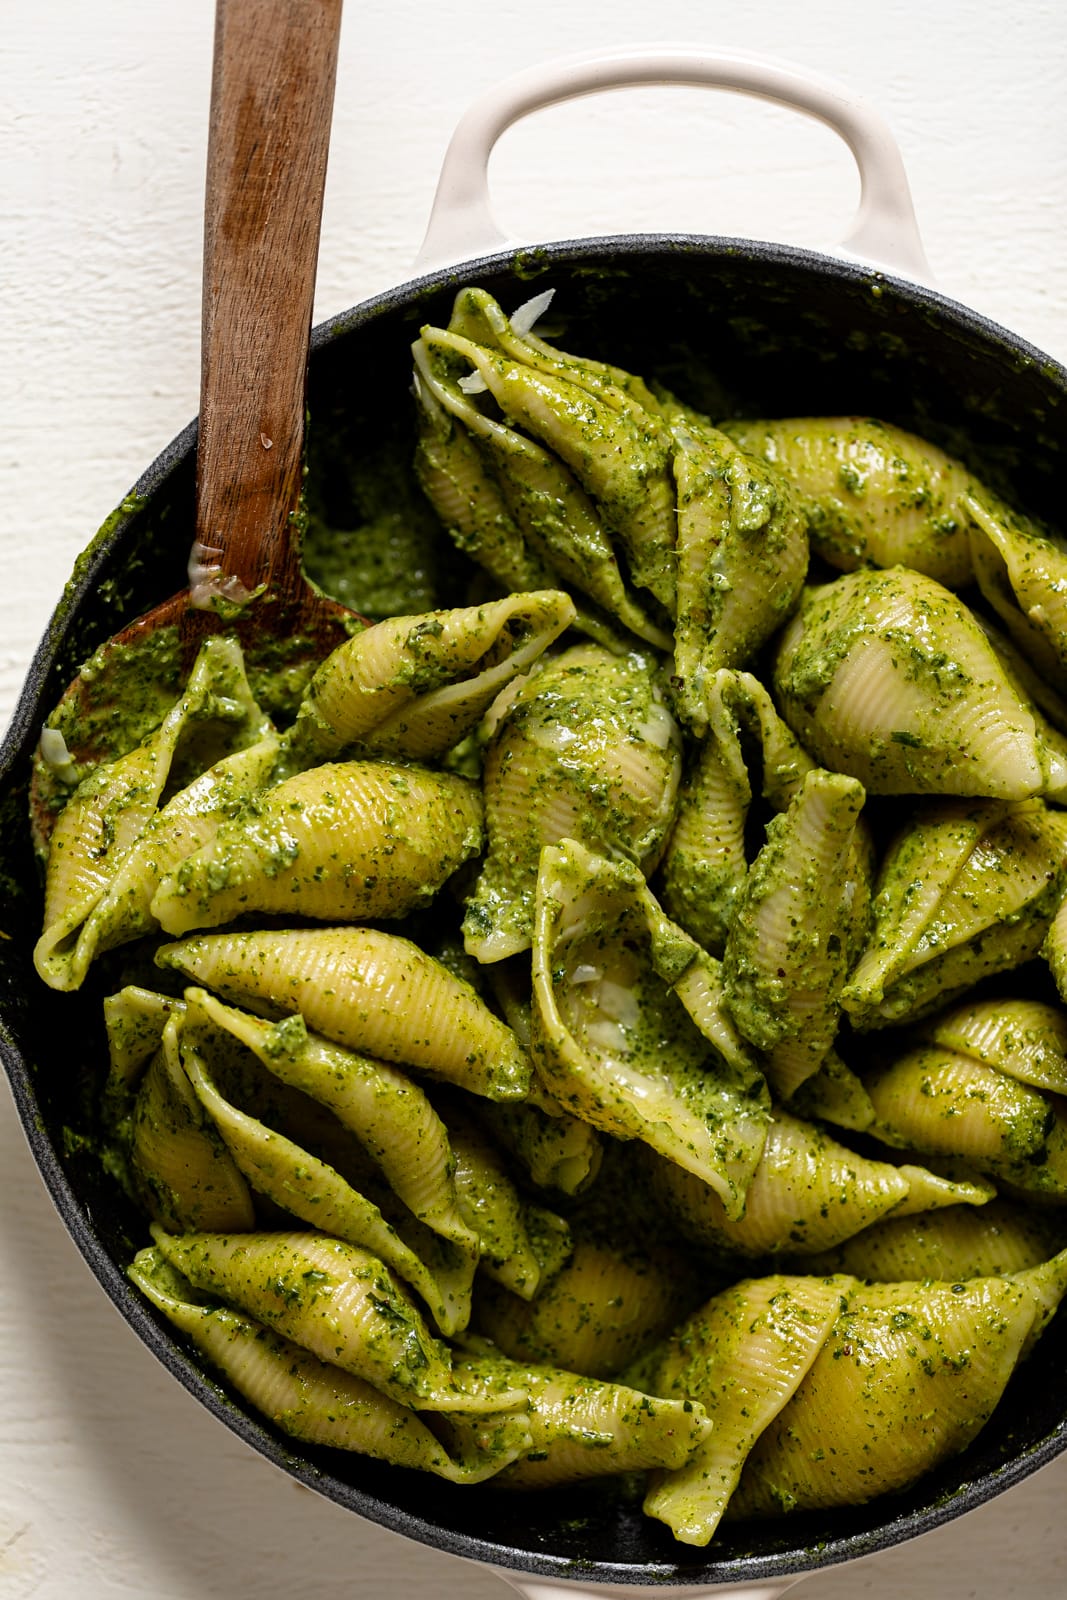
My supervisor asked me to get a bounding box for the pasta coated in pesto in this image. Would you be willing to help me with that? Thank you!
[131,1248,532,1480]
[463,642,682,962]
[150,758,483,934]
[35,291,1067,1542]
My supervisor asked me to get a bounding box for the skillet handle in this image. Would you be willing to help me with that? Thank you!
[493,1575,801,1600]
[414,43,931,283]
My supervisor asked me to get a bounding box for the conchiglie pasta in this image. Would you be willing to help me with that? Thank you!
[666,409,808,730]
[156,925,530,1100]
[721,415,977,584]
[635,1273,848,1545]
[730,1274,1043,1517]
[531,840,770,1219]
[463,643,682,962]
[148,1227,525,1414]
[772,567,1067,799]
[455,1350,712,1490]
[287,590,576,764]
[130,1249,531,1480]
[645,1110,986,1260]
[151,759,483,934]
[35,634,274,991]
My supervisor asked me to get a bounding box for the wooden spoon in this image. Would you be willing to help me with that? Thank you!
[31,0,355,845]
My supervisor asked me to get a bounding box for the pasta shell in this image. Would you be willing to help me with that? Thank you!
[721,415,976,585]
[287,590,576,765]
[60,738,282,987]
[843,799,1067,1029]
[446,286,665,416]
[156,926,531,1101]
[103,984,184,1096]
[967,487,1067,693]
[455,1350,712,1490]
[148,1226,524,1414]
[421,325,678,614]
[180,989,473,1251]
[474,1231,693,1381]
[645,1110,980,1260]
[921,996,1067,1094]
[731,1273,1043,1517]
[151,759,483,935]
[722,768,870,1100]
[635,1273,847,1546]
[177,1020,476,1336]
[796,1199,1067,1281]
[413,365,559,594]
[667,410,809,728]
[36,634,273,990]
[128,1013,255,1233]
[531,840,771,1218]
[463,643,682,962]
[657,669,822,955]
[772,567,1066,798]
[129,1249,530,1481]
[412,333,672,649]
[467,1095,603,1197]
[862,1043,1067,1198]
[438,1095,572,1302]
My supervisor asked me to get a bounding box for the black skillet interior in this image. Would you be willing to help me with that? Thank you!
[2,237,1067,1588]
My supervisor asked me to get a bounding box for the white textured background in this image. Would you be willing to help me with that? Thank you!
[2,1,1066,1595]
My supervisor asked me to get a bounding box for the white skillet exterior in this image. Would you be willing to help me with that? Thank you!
[2,3,1066,1598]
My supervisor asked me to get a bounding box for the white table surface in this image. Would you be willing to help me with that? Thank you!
[2,2,1067,1595]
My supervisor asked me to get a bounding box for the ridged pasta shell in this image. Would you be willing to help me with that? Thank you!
[730,1273,1042,1517]
[129,1249,530,1481]
[772,567,1065,798]
[287,590,577,764]
[36,634,273,990]
[862,1043,1067,1197]
[531,841,770,1218]
[454,1351,712,1490]
[843,799,1067,1029]
[722,768,870,1100]
[129,1014,255,1233]
[421,325,678,614]
[467,1094,603,1198]
[635,1273,847,1546]
[796,1199,1067,1281]
[151,759,483,935]
[463,643,682,962]
[788,1049,876,1133]
[413,367,559,593]
[103,985,184,1095]
[657,669,823,955]
[667,411,809,729]
[180,988,474,1251]
[438,1095,571,1302]
[474,1203,700,1381]
[61,738,283,986]
[412,334,672,650]
[148,1226,525,1414]
[967,487,1067,693]
[177,1021,476,1336]
[645,1110,983,1259]
[446,286,665,416]
[156,925,531,1101]
[721,415,977,585]
[921,996,1067,1094]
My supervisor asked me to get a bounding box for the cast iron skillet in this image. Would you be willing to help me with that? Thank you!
[2,46,1066,1600]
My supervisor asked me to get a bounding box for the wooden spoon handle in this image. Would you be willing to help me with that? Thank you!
[196,0,343,597]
